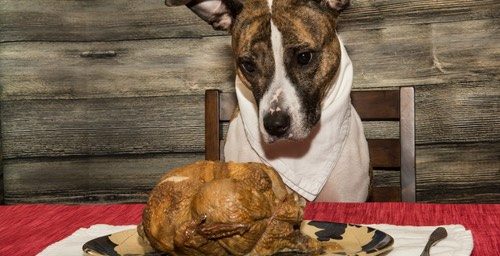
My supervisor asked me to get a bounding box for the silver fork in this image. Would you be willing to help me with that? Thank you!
[420,227,448,256]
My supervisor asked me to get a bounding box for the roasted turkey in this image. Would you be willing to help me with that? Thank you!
[139,161,323,255]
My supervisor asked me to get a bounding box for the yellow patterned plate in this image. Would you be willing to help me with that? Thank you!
[300,221,394,255]
[82,221,393,256]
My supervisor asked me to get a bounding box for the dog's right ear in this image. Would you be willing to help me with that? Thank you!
[165,0,243,31]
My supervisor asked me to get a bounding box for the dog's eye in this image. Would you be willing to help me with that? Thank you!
[297,51,313,66]
[240,60,256,74]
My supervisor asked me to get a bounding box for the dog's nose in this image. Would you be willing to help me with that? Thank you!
[263,111,290,137]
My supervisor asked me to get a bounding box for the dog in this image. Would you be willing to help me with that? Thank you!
[166,0,370,202]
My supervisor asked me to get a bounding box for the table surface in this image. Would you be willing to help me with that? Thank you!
[0,202,498,256]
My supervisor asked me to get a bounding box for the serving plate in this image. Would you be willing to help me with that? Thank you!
[83,221,393,256]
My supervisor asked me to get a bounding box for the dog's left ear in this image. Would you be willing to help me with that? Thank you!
[165,0,243,31]
[317,0,350,14]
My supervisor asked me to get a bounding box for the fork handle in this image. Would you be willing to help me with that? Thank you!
[420,227,448,256]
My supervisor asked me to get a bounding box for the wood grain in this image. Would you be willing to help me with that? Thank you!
[368,139,400,169]
[1,96,206,159]
[1,19,497,100]
[351,90,399,121]
[415,82,499,144]
[3,153,203,204]
[417,143,500,203]
[339,0,498,31]
[0,0,224,42]
[1,0,498,204]
[3,156,399,204]
[205,90,220,161]
[0,104,3,204]
[400,87,416,202]
[0,0,496,42]
[6,142,499,204]
[370,187,401,202]
[371,170,400,188]
[360,122,401,140]
[0,37,235,100]
[2,83,495,159]
[341,19,499,89]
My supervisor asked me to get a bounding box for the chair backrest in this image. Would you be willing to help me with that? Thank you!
[205,87,415,202]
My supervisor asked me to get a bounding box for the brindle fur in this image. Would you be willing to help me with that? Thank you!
[231,0,343,129]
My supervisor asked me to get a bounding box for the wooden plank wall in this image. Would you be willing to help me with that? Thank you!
[0,0,498,204]
[0,102,3,204]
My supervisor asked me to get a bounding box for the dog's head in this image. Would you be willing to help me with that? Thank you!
[167,0,349,143]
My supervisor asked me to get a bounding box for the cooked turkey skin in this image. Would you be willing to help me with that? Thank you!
[140,161,323,255]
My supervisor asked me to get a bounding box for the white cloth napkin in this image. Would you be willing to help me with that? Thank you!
[37,224,135,256]
[225,38,369,201]
[39,224,473,255]
[367,224,473,256]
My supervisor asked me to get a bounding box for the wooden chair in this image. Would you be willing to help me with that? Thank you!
[205,87,415,202]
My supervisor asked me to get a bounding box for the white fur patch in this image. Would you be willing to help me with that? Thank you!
[267,0,273,11]
[259,20,308,142]
[271,87,282,104]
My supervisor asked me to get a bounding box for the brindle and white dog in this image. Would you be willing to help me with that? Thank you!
[167,0,370,202]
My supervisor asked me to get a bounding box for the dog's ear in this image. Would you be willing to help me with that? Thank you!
[165,0,243,31]
[316,0,350,14]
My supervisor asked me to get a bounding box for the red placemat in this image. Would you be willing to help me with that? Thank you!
[0,204,145,256]
[305,202,500,256]
[0,203,498,255]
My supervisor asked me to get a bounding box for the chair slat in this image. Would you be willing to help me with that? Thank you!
[220,91,400,121]
[400,87,416,202]
[367,139,401,169]
[370,186,402,202]
[352,90,400,121]
[205,90,221,161]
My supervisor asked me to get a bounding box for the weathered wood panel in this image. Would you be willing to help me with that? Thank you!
[0,0,496,42]
[2,83,495,159]
[339,0,498,31]
[3,156,397,204]
[0,0,224,42]
[417,143,500,203]
[1,0,498,204]
[0,38,235,100]
[416,82,500,144]
[1,96,205,159]
[1,19,497,100]
[6,142,499,204]
[341,19,499,89]
[0,106,3,204]
[371,170,400,188]
[3,153,203,204]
